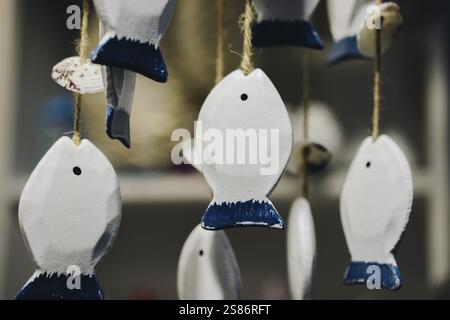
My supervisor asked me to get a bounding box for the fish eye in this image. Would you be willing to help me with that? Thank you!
[241,93,248,101]
[366,162,371,168]
[73,166,82,176]
[199,250,204,256]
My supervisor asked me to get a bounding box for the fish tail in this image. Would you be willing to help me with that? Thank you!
[201,198,285,230]
[327,36,367,66]
[106,107,131,149]
[15,272,104,300]
[252,20,324,49]
[91,34,168,82]
[343,261,402,290]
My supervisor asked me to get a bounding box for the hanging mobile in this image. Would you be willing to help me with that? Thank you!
[252,0,324,49]
[16,0,122,300]
[340,0,413,290]
[184,0,293,230]
[327,0,402,65]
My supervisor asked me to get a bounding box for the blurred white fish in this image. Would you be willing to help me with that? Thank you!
[287,197,316,300]
[91,0,176,82]
[340,135,413,290]
[327,1,402,65]
[252,0,324,49]
[177,225,241,300]
[16,137,121,300]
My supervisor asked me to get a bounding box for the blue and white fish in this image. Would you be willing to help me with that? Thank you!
[184,69,293,230]
[252,0,324,49]
[16,137,121,300]
[177,225,241,300]
[340,135,413,290]
[327,0,402,65]
[91,0,176,82]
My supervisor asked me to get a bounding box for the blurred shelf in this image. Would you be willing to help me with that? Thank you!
[7,168,430,205]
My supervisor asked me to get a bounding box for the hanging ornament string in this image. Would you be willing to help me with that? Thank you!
[215,0,226,84]
[239,0,255,75]
[372,0,382,141]
[73,0,90,146]
[301,49,311,199]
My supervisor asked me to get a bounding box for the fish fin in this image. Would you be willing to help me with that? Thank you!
[107,108,131,149]
[91,34,168,82]
[201,198,285,230]
[15,272,104,300]
[327,36,367,66]
[343,261,402,290]
[252,20,324,49]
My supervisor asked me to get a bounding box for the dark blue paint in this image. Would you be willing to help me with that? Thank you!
[106,105,115,140]
[343,261,402,290]
[106,106,131,148]
[15,272,104,300]
[201,199,285,230]
[252,20,324,49]
[327,36,367,66]
[91,36,168,83]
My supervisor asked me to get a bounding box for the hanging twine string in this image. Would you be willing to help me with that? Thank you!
[372,0,382,140]
[301,49,312,199]
[215,0,226,84]
[73,0,90,146]
[239,0,255,75]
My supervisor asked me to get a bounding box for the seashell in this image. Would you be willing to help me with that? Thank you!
[51,56,104,94]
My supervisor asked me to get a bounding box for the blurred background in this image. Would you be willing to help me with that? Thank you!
[0,0,449,299]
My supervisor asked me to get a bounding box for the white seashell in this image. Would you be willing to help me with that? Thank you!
[51,56,104,94]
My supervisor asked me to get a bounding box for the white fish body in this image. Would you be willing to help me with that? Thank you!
[189,69,293,230]
[252,0,324,49]
[91,0,176,81]
[287,197,316,300]
[177,225,241,300]
[340,135,413,289]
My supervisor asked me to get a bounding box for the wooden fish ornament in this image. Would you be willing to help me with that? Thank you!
[51,56,104,94]
[177,225,241,300]
[91,0,176,82]
[99,22,137,148]
[252,0,324,49]
[327,0,402,65]
[340,135,413,290]
[16,137,121,300]
[287,197,316,300]
[184,69,293,230]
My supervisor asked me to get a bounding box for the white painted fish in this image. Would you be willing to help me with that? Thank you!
[16,137,122,300]
[91,0,176,82]
[327,0,402,65]
[340,135,413,290]
[177,225,241,300]
[99,22,137,149]
[184,68,293,230]
[252,0,324,49]
[287,197,316,300]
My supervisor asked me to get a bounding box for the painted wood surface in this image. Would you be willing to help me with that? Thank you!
[186,68,293,230]
[340,135,413,289]
[287,197,316,300]
[177,225,241,300]
[17,137,122,299]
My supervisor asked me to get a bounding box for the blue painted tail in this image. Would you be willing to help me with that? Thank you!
[343,261,402,290]
[252,20,324,49]
[327,36,367,66]
[106,106,131,148]
[201,198,285,230]
[16,272,104,300]
[91,35,168,82]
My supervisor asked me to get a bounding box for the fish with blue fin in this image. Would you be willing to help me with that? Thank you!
[177,225,241,300]
[183,69,293,230]
[340,135,413,290]
[16,137,121,300]
[252,0,324,49]
[327,0,402,65]
[91,0,176,82]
